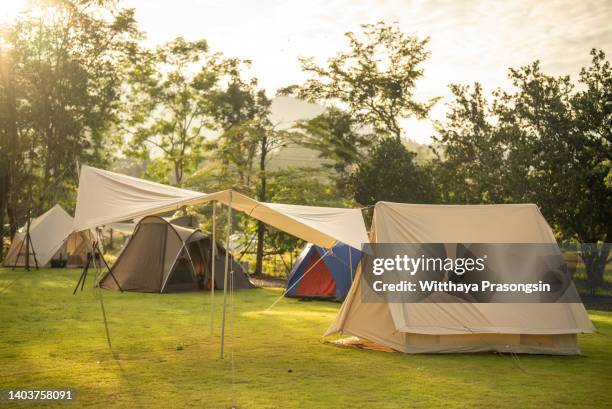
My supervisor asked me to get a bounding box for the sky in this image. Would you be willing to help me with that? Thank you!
[2,0,611,144]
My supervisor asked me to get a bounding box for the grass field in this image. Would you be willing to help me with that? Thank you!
[1,268,611,409]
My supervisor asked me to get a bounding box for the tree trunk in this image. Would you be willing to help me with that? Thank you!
[0,59,8,255]
[0,185,5,258]
[254,135,268,275]
[7,204,17,241]
[0,50,19,247]
[174,160,182,186]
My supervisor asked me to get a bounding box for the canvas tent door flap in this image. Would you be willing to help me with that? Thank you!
[62,230,94,267]
[325,202,596,355]
[100,216,253,293]
[286,243,361,301]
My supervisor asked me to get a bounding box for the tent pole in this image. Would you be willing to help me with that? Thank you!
[24,214,31,271]
[220,190,232,359]
[209,201,216,336]
[349,246,353,283]
[95,234,122,292]
[159,225,168,292]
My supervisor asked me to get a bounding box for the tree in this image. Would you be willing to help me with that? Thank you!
[248,122,293,275]
[125,37,236,186]
[209,74,278,275]
[210,73,271,192]
[0,45,21,243]
[434,50,611,291]
[497,56,610,290]
[188,72,292,275]
[281,22,437,140]
[432,83,510,204]
[294,107,368,190]
[566,50,611,289]
[349,136,437,206]
[0,0,138,248]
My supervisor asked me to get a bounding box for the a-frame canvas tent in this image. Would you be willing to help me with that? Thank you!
[286,242,361,300]
[326,202,595,355]
[100,216,253,293]
[2,205,93,268]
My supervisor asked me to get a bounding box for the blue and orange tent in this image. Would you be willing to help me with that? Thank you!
[285,242,362,301]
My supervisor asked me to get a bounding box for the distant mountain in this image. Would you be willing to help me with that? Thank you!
[268,96,328,170]
[267,96,434,169]
[110,157,149,178]
[269,96,325,129]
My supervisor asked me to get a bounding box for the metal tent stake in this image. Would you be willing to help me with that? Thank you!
[209,201,216,336]
[220,190,232,359]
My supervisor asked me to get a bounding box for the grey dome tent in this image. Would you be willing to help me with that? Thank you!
[100,215,253,293]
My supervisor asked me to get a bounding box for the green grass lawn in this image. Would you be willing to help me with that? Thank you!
[1,268,611,409]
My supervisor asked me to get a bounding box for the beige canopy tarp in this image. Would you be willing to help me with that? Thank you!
[2,205,92,268]
[326,202,595,355]
[74,166,368,250]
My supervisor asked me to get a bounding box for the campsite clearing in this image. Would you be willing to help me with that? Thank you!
[1,268,611,409]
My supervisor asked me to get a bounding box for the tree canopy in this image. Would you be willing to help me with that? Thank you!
[280,21,438,140]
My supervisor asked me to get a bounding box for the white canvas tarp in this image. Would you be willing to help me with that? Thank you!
[326,202,595,354]
[73,166,368,250]
[74,166,209,232]
[215,193,368,251]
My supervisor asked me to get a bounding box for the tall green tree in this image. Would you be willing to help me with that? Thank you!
[0,0,138,247]
[294,107,368,190]
[210,73,271,192]
[434,50,611,290]
[350,136,437,206]
[0,45,22,242]
[125,37,238,186]
[188,73,292,275]
[432,83,509,204]
[210,74,276,275]
[281,21,437,140]
[559,50,610,289]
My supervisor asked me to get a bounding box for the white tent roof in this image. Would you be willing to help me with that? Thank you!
[22,205,74,266]
[73,166,368,250]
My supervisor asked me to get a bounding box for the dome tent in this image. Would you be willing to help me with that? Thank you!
[285,242,361,301]
[325,202,595,355]
[100,215,253,293]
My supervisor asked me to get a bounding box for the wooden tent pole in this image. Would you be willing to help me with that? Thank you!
[220,190,232,359]
[209,201,216,336]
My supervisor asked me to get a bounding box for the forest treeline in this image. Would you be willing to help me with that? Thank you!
[0,1,609,287]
